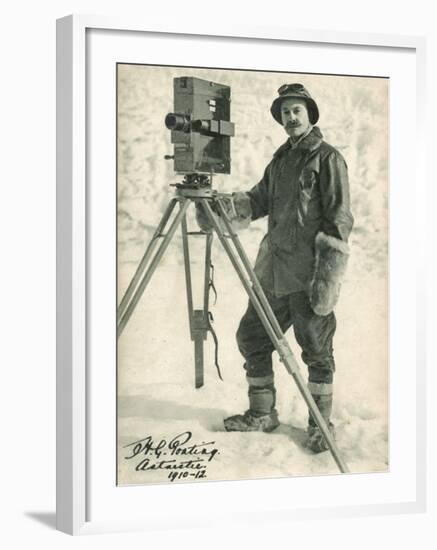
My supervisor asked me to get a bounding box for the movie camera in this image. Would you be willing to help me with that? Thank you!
[164,76,234,182]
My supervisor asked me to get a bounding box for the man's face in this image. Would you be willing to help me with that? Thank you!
[280,98,311,140]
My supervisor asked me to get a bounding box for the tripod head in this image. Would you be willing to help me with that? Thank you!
[169,172,214,201]
[173,173,211,189]
[170,173,238,210]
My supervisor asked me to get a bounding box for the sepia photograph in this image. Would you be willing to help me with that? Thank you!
[116,63,389,485]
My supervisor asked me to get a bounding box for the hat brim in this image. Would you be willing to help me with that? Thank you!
[270,94,319,125]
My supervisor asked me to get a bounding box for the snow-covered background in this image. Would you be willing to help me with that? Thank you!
[117,64,388,484]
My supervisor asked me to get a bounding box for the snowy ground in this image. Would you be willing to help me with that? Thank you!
[116,65,388,485]
[117,230,388,485]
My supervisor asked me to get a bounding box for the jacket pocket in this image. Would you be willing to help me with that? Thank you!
[295,169,320,248]
[298,169,316,220]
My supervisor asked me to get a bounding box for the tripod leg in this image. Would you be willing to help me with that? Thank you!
[181,215,194,337]
[117,198,190,338]
[196,232,214,387]
[193,322,205,389]
[181,215,206,388]
[118,198,178,323]
[201,199,349,474]
[203,232,213,315]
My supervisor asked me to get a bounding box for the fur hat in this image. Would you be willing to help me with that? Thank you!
[270,83,319,125]
[310,232,350,316]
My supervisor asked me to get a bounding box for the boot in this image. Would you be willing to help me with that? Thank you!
[224,375,280,432]
[305,382,335,453]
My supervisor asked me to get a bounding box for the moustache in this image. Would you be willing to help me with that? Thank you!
[286,123,301,130]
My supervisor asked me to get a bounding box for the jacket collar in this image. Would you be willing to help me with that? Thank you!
[273,126,323,157]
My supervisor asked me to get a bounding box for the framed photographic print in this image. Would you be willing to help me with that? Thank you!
[56,15,426,535]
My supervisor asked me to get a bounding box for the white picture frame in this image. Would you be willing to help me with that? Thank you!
[56,14,427,535]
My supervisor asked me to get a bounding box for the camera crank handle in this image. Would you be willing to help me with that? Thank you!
[164,155,174,160]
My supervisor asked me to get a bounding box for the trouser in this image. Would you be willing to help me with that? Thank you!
[236,290,336,386]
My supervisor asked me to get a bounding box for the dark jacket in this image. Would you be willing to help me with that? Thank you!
[247,126,354,296]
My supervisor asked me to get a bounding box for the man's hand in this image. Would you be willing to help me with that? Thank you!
[218,192,252,230]
[226,192,252,231]
[232,192,252,220]
[194,192,253,233]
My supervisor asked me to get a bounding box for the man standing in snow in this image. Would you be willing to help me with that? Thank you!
[197,83,354,453]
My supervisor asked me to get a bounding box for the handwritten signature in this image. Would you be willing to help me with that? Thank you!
[123,431,220,482]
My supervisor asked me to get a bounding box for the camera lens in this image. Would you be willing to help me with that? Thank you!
[165,113,191,133]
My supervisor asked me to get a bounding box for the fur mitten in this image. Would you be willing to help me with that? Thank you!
[310,232,350,316]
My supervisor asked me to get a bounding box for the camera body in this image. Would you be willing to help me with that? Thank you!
[165,77,234,175]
